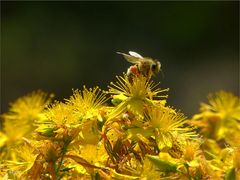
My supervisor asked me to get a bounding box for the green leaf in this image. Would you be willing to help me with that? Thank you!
[225,168,236,180]
[147,155,178,172]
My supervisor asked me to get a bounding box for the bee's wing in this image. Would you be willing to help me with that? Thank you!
[129,51,143,58]
[117,52,142,64]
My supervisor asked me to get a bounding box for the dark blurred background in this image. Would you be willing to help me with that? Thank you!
[1,1,239,117]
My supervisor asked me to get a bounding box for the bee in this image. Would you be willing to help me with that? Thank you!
[117,51,161,80]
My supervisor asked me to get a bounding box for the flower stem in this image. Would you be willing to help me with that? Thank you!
[56,143,68,180]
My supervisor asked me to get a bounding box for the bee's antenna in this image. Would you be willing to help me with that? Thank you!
[116,52,123,55]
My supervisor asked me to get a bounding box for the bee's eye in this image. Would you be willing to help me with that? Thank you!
[151,64,157,70]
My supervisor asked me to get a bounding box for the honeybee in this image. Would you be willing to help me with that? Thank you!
[117,51,161,80]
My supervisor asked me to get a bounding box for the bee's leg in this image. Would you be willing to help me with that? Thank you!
[127,67,136,83]
[127,65,140,83]
[127,72,134,84]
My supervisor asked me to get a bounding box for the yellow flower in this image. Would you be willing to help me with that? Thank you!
[120,157,161,179]
[191,91,240,142]
[64,87,109,145]
[1,91,53,146]
[37,102,81,145]
[67,86,108,121]
[147,106,196,151]
[201,91,240,120]
[233,147,240,172]
[44,101,79,126]
[202,147,235,178]
[182,140,202,168]
[0,143,38,179]
[79,143,108,167]
[80,120,100,144]
[224,126,240,147]
[0,132,8,148]
[108,74,168,120]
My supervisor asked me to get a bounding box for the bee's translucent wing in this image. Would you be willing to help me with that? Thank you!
[117,52,141,64]
[129,51,143,58]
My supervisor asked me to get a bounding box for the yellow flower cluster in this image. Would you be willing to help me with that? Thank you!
[0,69,239,179]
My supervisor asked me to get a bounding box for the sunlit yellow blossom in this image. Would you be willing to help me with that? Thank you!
[224,126,240,147]
[1,53,239,180]
[65,87,108,145]
[36,102,81,145]
[121,157,162,179]
[66,86,108,121]
[3,91,53,120]
[79,143,108,167]
[1,91,53,146]
[184,140,201,162]
[0,132,8,147]
[79,120,100,144]
[182,140,202,169]
[202,147,235,178]
[231,147,240,179]
[0,143,38,179]
[191,91,240,142]
[147,106,196,151]
[108,74,169,120]
[233,148,240,172]
[201,91,240,120]
[44,101,78,125]
[197,156,224,180]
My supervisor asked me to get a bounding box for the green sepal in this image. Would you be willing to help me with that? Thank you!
[111,98,122,106]
[37,126,58,137]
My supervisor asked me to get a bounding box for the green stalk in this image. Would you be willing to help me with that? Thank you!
[56,143,68,180]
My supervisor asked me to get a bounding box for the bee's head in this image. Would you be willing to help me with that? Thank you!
[151,61,161,75]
